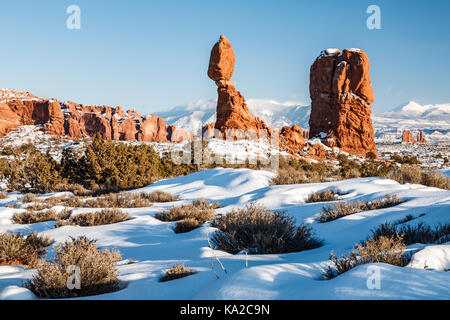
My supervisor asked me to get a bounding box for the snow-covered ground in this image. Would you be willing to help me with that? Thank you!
[1,168,449,300]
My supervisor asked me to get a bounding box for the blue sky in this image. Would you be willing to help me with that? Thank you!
[0,0,449,114]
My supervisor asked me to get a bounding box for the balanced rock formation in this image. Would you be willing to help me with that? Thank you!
[417,131,427,144]
[0,89,192,142]
[208,35,270,139]
[401,129,415,143]
[309,48,377,157]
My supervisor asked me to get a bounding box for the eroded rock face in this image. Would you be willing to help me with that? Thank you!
[208,35,235,85]
[208,35,270,139]
[402,130,415,143]
[0,89,191,142]
[309,48,377,157]
[281,125,305,153]
[417,131,427,144]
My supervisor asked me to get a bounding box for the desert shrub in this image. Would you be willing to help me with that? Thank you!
[2,134,182,194]
[366,152,377,161]
[270,166,322,185]
[12,209,58,224]
[420,171,450,190]
[52,182,90,196]
[387,165,423,185]
[56,209,131,227]
[359,161,391,178]
[391,154,421,165]
[4,149,63,193]
[25,236,121,298]
[387,166,450,190]
[156,198,218,223]
[370,222,450,245]
[82,192,154,208]
[174,218,203,234]
[211,203,322,254]
[0,232,53,266]
[325,234,406,279]
[65,196,85,207]
[306,189,344,203]
[394,214,416,225]
[144,191,179,202]
[159,264,196,282]
[319,194,403,223]
[24,203,50,212]
[78,134,164,191]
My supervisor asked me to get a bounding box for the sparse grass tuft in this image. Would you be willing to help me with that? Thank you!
[319,195,403,223]
[25,236,121,298]
[211,203,322,254]
[56,209,131,227]
[159,264,197,282]
[0,232,53,267]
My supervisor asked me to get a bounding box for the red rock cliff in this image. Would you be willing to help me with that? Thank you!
[0,89,191,142]
[309,48,377,157]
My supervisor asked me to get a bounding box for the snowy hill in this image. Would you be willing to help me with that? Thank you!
[0,168,449,299]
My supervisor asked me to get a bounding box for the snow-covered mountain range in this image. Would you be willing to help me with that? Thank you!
[155,100,450,142]
[373,101,450,142]
[155,99,311,134]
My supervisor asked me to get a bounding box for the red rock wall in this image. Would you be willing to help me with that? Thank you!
[309,49,377,157]
[0,95,191,143]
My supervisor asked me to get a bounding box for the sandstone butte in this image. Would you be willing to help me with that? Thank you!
[401,129,415,143]
[0,89,192,142]
[417,131,427,144]
[207,35,271,139]
[309,48,378,157]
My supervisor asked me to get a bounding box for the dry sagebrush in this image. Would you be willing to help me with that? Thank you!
[306,189,344,203]
[370,222,450,245]
[159,264,196,282]
[319,194,403,223]
[387,165,450,190]
[156,198,219,233]
[211,203,322,254]
[25,236,122,298]
[0,232,53,266]
[56,209,131,227]
[325,234,406,279]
